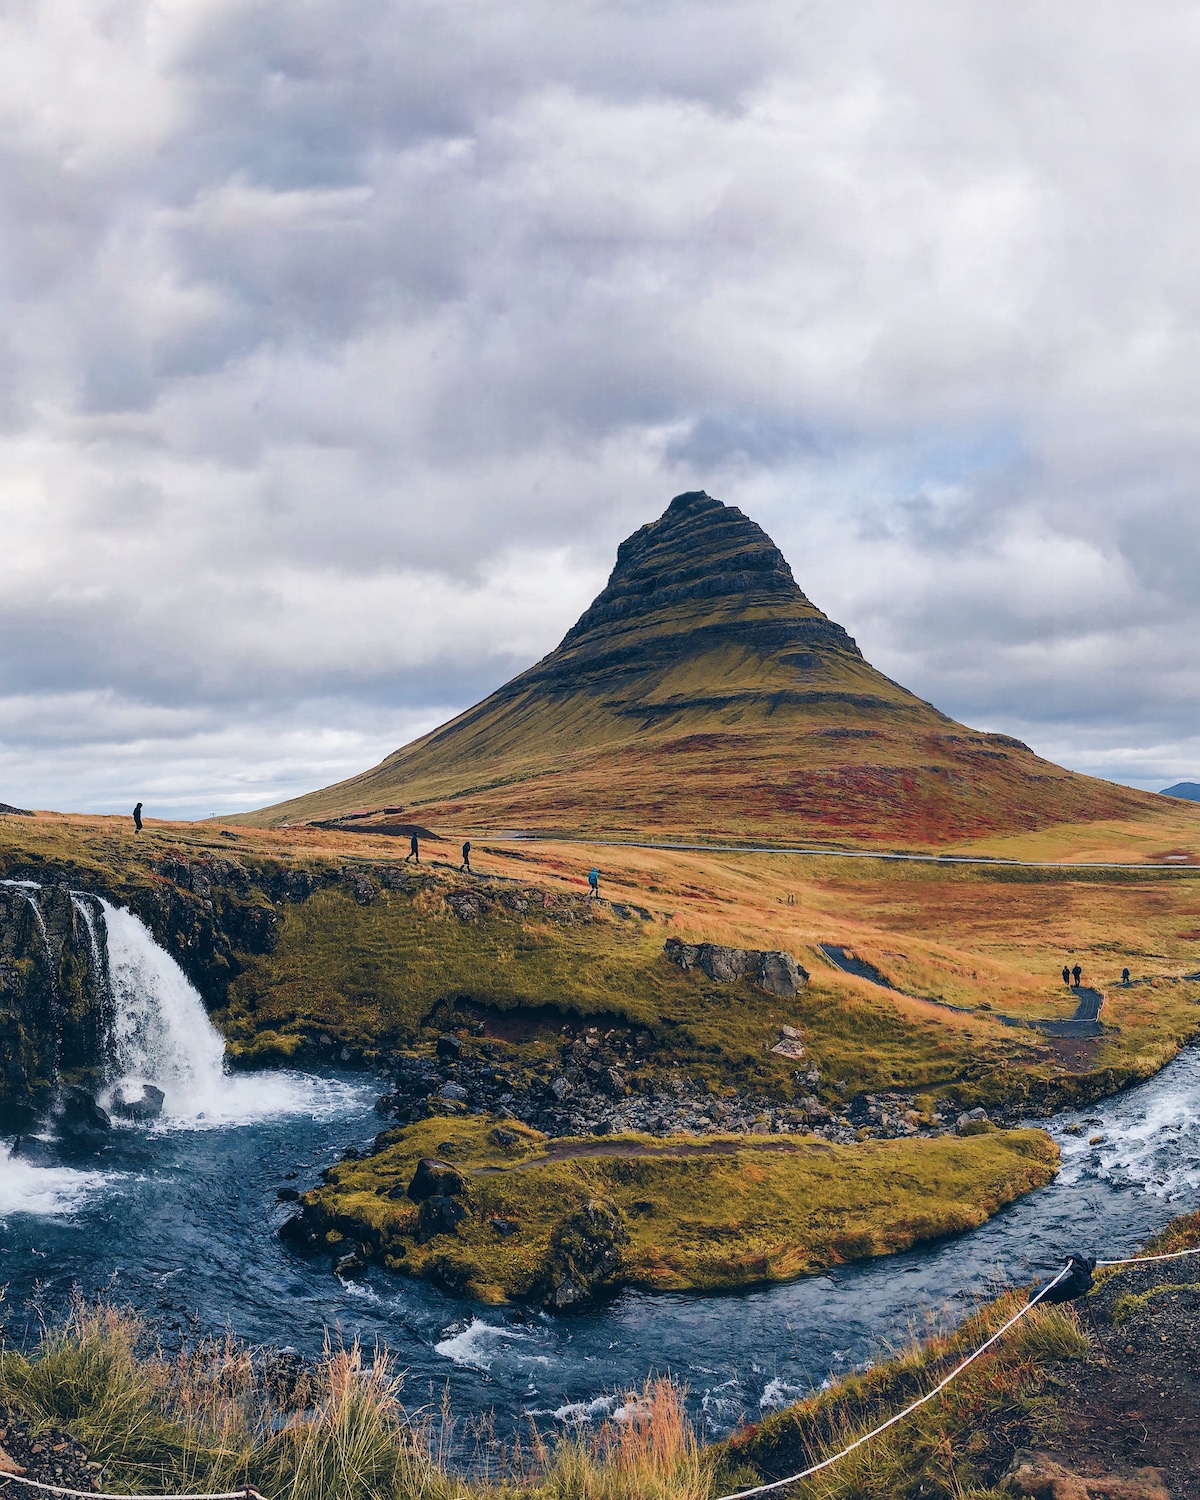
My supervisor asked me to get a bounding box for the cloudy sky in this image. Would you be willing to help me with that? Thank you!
[3,0,1199,818]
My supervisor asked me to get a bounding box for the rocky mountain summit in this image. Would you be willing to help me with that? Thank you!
[249,490,1155,843]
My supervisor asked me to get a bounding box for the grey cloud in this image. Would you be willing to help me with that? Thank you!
[3,1,1200,814]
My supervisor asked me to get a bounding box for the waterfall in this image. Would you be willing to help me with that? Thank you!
[100,899,229,1118]
[96,898,348,1128]
[71,893,105,988]
[1,876,47,941]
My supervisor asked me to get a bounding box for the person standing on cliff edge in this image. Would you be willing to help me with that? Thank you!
[132,802,143,833]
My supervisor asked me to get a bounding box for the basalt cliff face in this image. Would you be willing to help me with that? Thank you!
[249,491,1156,844]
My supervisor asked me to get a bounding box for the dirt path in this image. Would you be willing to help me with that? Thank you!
[493,833,1200,873]
[499,1135,833,1171]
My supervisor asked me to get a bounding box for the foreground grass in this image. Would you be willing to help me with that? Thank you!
[0,1304,712,1500]
[9,1209,1200,1499]
[304,1116,1059,1303]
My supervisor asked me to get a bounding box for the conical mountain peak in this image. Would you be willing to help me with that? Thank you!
[249,491,1154,844]
[562,492,812,650]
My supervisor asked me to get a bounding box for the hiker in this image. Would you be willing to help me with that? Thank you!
[132,801,143,833]
[405,832,419,863]
[460,840,472,873]
[1061,964,1070,986]
[1072,962,1082,986]
[587,867,600,900]
[1122,966,1131,985]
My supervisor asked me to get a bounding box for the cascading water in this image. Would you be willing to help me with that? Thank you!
[70,892,105,987]
[96,897,358,1127]
[100,899,229,1117]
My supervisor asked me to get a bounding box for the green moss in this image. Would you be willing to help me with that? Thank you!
[1109,1281,1200,1325]
[306,1116,1059,1303]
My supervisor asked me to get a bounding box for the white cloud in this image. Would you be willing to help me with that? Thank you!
[2,0,1200,815]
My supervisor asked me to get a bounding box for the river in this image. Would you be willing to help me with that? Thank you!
[1,896,1199,1440]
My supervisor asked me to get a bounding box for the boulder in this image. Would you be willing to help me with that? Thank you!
[535,1199,629,1310]
[110,1082,165,1122]
[435,1034,463,1060]
[758,950,808,999]
[663,938,807,997]
[1002,1454,1168,1500]
[406,1158,466,1201]
[11,1134,61,1166]
[415,1194,467,1242]
[56,1085,111,1138]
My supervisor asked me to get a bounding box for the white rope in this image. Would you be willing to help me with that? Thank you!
[1097,1243,1200,1269]
[0,1476,259,1500]
[5,1244,1200,1500]
[711,1262,1072,1500]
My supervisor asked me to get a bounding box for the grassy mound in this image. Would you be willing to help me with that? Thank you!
[299,1115,1059,1304]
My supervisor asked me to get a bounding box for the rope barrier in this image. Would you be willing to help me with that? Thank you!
[1097,1243,1200,1269]
[0,1480,261,1500]
[3,1243,1199,1500]
[711,1262,1072,1500]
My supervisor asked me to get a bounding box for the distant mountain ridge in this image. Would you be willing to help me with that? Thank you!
[1161,782,1200,802]
[246,491,1161,844]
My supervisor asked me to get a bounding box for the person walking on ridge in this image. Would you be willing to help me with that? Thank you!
[405,832,419,863]
[460,840,472,873]
[1072,962,1082,986]
[587,867,600,900]
[1062,964,1071,986]
[132,802,143,833]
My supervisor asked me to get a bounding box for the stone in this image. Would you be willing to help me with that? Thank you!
[110,1082,165,1122]
[445,890,487,922]
[770,1034,807,1060]
[490,1217,519,1236]
[56,1085,112,1138]
[334,1250,367,1278]
[758,950,808,998]
[1002,1454,1168,1500]
[406,1158,467,1201]
[550,1074,572,1101]
[11,1134,59,1165]
[276,1186,300,1202]
[341,868,376,905]
[439,1081,468,1102]
[536,1199,629,1310]
[435,1034,463,1060]
[600,1067,627,1097]
[416,1194,467,1242]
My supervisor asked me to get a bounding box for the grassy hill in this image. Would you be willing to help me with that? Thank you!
[243,491,1165,846]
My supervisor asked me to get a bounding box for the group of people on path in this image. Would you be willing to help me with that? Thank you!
[404,834,474,871]
[1062,961,1133,987]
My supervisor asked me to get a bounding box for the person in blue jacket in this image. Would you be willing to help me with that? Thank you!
[587,867,600,899]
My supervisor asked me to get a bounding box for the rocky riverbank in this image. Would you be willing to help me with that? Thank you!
[373,1021,996,1146]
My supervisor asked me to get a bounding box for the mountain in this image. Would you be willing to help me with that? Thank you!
[247,491,1158,844]
[1161,783,1200,802]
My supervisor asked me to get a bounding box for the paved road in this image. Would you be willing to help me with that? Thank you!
[491,834,1200,873]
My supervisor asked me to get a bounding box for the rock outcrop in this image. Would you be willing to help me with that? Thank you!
[663,937,808,998]
[0,884,110,1128]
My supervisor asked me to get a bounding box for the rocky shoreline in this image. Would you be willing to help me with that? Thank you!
[370,1021,995,1148]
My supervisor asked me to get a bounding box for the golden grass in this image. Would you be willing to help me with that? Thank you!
[306,1114,1059,1302]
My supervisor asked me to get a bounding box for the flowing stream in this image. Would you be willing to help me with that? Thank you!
[1,898,1199,1439]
